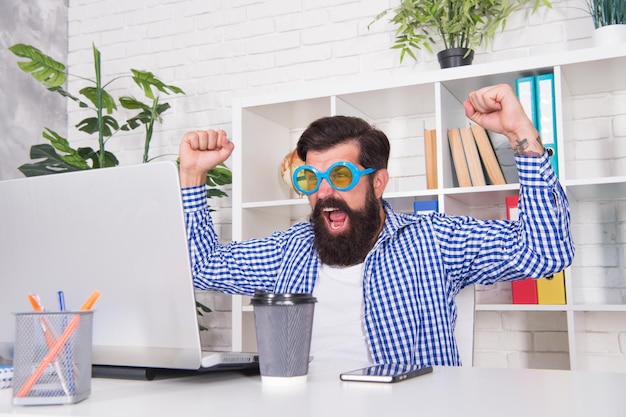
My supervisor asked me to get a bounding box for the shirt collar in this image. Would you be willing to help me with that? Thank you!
[377,199,419,242]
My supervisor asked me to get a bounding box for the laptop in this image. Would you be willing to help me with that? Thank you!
[0,161,257,377]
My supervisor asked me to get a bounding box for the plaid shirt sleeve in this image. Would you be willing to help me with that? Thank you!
[433,151,574,290]
[181,185,316,295]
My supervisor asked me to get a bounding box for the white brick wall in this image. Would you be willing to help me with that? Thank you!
[62,0,625,365]
[195,290,233,351]
[63,0,596,174]
[575,312,626,372]
[475,311,570,370]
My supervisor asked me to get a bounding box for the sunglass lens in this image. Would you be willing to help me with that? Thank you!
[296,168,318,192]
[330,165,353,189]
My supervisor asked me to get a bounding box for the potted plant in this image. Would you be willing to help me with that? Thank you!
[370,0,553,68]
[10,43,233,322]
[585,0,626,46]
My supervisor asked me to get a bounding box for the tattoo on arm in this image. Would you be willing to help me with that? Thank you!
[513,138,528,154]
[513,136,543,156]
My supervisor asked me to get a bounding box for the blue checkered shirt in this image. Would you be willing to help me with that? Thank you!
[182,152,574,366]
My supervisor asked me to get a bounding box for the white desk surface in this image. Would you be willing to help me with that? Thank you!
[2,361,626,417]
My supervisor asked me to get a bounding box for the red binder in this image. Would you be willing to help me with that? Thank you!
[506,195,538,304]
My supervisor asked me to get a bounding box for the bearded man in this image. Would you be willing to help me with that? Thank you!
[178,84,574,367]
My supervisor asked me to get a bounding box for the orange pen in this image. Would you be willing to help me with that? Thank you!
[26,293,70,396]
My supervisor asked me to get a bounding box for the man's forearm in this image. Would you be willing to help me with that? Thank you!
[509,125,544,157]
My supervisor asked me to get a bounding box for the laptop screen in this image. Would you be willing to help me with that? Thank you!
[0,162,206,369]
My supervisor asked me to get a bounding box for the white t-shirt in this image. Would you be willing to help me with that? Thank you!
[310,262,371,364]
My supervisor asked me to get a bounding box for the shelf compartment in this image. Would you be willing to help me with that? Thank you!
[474,310,570,370]
[572,310,626,372]
[568,186,626,306]
[561,55,626,182]
[241,204,312,240]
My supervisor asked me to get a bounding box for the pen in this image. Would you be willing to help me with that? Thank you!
[80,290,101,311]
[17,290,101,398]
[27,294,43,312]
[26,294,71,396]
[57,291,66,311]
[57,290,74,395]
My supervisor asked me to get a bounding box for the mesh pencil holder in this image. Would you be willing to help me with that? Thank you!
[12,311,93,405]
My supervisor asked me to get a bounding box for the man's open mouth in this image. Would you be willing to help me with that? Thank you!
[323,207,348,232]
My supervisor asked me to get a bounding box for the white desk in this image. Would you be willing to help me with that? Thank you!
[2,362,626,417]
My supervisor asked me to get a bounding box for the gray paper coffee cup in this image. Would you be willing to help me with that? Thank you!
[250,291,317,381]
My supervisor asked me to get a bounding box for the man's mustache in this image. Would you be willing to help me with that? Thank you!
[313,197,351,216]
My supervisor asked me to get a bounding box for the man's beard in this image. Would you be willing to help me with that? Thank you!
[311,187,383,267]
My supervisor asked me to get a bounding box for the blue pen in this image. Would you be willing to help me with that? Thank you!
[57,291,75,396]
[57,291,66,312]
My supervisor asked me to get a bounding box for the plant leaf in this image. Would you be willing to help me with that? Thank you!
[196,301,213,314]
[18,144,87,177]
[90,150,119,169]
[76,115,119,136]
[119,97,171,131]
[79,86,118,114]
[206,165,233,187]
[47,86,90,108]
[131,69,185,100]
[118,96,152,111]
[41,128,91,169]
[9,43,67,88]
[206,188,228,199]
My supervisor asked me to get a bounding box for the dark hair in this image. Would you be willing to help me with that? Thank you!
[296,115,390,170]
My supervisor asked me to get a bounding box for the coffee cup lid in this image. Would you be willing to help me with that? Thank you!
[250,290,317,306]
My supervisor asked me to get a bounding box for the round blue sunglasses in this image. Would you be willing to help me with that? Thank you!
[292,161,376,195]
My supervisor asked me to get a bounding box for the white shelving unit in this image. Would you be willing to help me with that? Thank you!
[230,45,626,370]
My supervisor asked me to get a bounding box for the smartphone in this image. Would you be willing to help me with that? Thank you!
[339,364,433,383]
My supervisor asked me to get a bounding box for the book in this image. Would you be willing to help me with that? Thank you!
[459,127,486,186]
[487,131,519,184]
[470,124,506,185]
[535,73,559,177]
[414,200,439,214]
[537,270,566,304]
[515,76,538,127]
[511,279,538,304]
[507,195,538,304]
[424,129,438,189]
[515,74,559,177]
[448,128,471,187]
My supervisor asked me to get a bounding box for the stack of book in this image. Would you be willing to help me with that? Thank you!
[424,124,521,190]
[447,125,511,187]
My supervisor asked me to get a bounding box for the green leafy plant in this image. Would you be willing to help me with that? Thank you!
[10,43,232,202]
[370,0,552,63]
[10,43,184,175]
[585,0,626,28]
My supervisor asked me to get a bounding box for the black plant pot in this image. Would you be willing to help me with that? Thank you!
[437,48,474,69]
